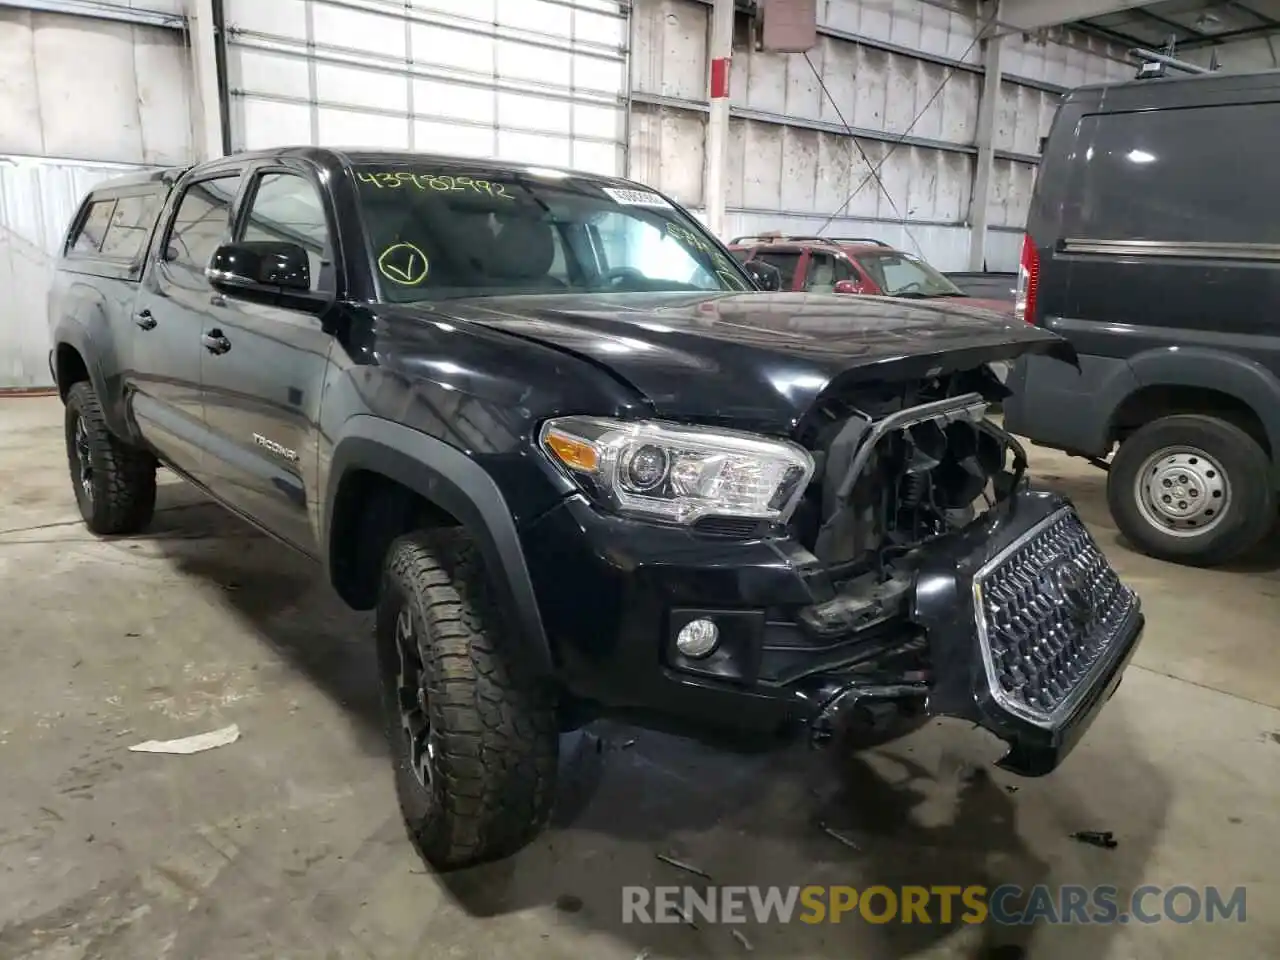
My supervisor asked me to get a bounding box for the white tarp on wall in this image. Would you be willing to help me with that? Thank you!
[0,7,192,388]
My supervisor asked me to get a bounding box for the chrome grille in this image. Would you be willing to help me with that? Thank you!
[974,508,1137,726]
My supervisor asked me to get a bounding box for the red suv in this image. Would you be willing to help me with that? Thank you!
[727,235,1012,314]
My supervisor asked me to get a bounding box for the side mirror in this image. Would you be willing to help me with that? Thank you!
[206,241,331,313]
[742,258,782,291]
[833,279,867,295]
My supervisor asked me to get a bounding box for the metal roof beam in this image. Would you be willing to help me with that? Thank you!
[1227,1,1280,27]
[0,0,184,29]
[1000,0,1153,32]
[1178,21,1280,47]
[1134,7,1207,38]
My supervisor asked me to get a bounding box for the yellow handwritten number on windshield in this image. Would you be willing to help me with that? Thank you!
[358,171,512,199]
[378,242,430,286]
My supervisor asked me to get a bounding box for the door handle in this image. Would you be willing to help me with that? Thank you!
[201,330,231,355]
[134,309,156,330]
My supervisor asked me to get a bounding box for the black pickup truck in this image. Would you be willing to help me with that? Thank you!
[49,147,1144,870]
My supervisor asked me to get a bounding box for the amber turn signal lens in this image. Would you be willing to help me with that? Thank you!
[544,430,598,472]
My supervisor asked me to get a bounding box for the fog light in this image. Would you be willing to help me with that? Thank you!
[675,618,719,658]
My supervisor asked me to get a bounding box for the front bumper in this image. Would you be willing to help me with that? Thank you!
[522,489,1143,775]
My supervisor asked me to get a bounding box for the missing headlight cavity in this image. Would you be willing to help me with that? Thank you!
[791,382,1028,575]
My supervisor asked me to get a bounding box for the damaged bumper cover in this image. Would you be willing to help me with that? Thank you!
[792,490,1143,775]
[524,489,1142,777]
[910,490,1143,774]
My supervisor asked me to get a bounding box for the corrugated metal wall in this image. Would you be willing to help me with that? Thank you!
[629,0,1133,270]
[223,0,630,177]
[0,6,192,389]
[1,0,1142,387]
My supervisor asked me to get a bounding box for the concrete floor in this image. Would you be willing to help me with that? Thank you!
[2,395,1279,960]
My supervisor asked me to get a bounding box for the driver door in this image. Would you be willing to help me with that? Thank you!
[197,164,338,555]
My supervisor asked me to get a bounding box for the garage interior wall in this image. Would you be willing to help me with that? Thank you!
[223,0,629,176]
[630,0,1132,272]
[0,2,192,390]
[2,0,1139,389]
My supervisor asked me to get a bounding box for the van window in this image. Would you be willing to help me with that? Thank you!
[1069,104,1280,244]
[69,200,116,254]
[99,193,162,261]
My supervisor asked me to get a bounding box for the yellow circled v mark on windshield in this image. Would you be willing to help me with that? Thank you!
[378,242,430,285]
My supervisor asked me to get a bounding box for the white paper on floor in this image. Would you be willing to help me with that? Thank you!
[128,723,241,755]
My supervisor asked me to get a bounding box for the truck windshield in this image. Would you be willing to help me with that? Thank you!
[352,164,751,302]
[858,251,964,298]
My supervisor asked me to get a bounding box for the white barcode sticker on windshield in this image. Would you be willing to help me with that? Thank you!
[603,187,671,208]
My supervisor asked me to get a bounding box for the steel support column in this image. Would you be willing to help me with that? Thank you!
[967,1,1004,272]
[185,0,225,160]
[704,0,734,238]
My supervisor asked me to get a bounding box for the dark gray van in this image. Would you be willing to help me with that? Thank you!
[1003,69,1280,567]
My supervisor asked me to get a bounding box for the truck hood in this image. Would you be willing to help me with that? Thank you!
[404,291,1072,431]
[947,295,1016,315]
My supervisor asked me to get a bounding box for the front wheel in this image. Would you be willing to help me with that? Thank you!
[1108,414,1274,566]
[375,528,559,871]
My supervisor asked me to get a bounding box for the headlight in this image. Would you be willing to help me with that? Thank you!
[539,416,814,525]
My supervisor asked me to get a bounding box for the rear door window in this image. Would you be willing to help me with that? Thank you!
[70,200,116,254]
[99,193,162,261]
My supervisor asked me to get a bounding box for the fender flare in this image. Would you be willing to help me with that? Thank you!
[324,415,553,674]
[1122,346,1280,455]
[51,319,131,437]
[1071,356,1141,456]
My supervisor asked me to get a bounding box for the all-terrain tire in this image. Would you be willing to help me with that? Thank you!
[64,381,157,535]
[375,528,558,871]
[1108,414,1274,566]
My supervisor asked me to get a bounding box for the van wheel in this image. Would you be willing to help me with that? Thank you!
[1108,414,1273,566]
[64,381,156,535]
[375,528,558,871]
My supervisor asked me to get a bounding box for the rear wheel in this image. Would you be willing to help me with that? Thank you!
[63,381,156,535]
[375,528,558,870]
[1108,414,1273,566]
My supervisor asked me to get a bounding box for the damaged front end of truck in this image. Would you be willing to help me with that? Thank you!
[506,293,1145,777]
[781,365,1145,775]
